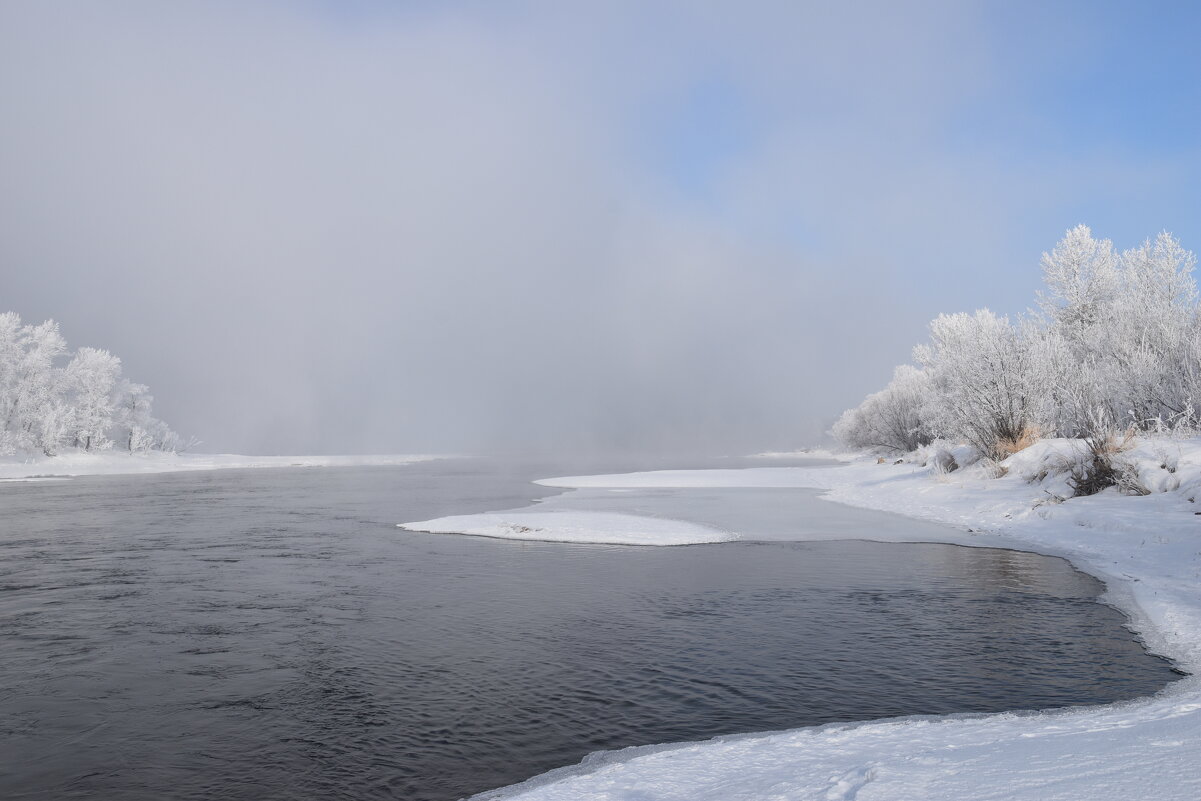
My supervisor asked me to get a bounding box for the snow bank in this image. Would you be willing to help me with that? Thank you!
[0,450,440,480]
[479,438,1201,801]
[399,510,736,546]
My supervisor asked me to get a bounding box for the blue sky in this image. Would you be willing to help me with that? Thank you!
[629,1,1201,319]
[3,1,1200,453]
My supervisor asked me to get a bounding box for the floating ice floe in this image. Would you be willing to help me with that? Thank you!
[398,510,736,546]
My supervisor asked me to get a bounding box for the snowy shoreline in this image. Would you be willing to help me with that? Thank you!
[453,449,1201,801]
[0,450,442,481]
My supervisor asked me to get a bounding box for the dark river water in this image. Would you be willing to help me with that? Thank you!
[0,458,1182,801]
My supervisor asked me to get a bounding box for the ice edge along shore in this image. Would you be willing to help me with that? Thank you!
[425,449,1201,801]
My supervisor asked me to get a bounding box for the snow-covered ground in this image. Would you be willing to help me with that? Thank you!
[451,439,1201,801]
[0,450,440,480]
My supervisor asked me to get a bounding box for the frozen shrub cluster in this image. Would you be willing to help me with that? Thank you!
[835,225,1201,481]
[911,440,979,474]
[0,312,177,456]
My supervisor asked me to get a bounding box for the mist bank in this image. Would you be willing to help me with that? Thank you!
[15,2,1186,457]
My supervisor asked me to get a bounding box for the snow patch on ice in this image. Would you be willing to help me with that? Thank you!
[398,510,736,546]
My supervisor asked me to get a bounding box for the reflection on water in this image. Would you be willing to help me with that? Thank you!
[0,460,1182,801]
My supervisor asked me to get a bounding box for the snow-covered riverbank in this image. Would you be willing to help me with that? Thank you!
[0,450,441,481]
[450,444,1201,801]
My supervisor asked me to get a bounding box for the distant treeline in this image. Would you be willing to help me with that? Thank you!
[0,312,178,456]
[834,226,1201,461]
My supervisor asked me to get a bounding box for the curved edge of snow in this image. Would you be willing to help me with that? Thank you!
[397,510,737,546]
[466,702,1138,801]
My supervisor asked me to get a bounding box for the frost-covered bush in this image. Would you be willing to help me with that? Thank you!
[833,224,1201,470]
[0,312,177,456]
[1066,428,1141,497]
[915,310,1051,461]
[832,365,933,453]
[912,440,966,474]
[1007,436,1168,498]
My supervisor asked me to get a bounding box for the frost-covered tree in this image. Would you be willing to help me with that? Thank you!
[833,225,1201,466]
[113,380,164,452]
[915,310,1049,460]
[65,347,122,451]
[0,313,24,454]
[1106,233,1200,427]
[0,312,179,457]
[1037,224,1118,348]
[1122,232,1197,314]
[10,320,68,455]
[38,399,76,457]
[832,365,932,453]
